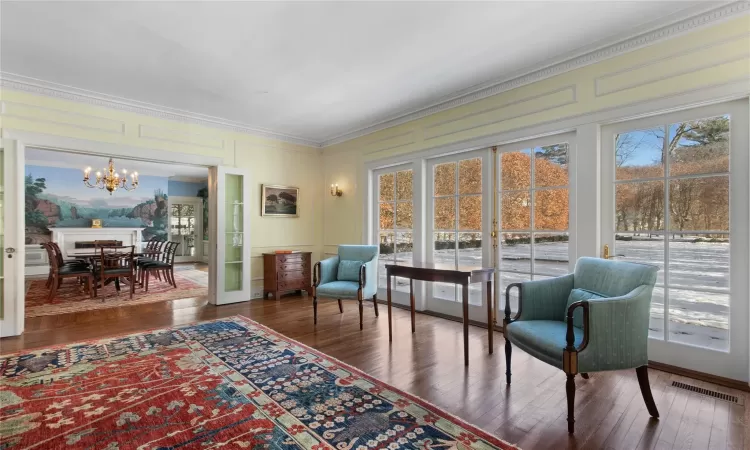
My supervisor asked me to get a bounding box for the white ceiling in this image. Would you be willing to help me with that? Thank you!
[25,148,208,180]
[1,1,723,144]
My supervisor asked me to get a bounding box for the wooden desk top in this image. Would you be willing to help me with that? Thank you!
[384,262,493,283]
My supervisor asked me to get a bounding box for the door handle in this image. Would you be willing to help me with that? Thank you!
[5,247,15,253]
[602,244,610,259]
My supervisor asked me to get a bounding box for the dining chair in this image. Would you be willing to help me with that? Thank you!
[136,237,166,284]
[141,241,180,292]
[44,242,89,288]
[97,245,136,300]
[42,243,95,302]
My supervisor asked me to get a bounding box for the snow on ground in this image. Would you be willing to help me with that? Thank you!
[378,237,730,351]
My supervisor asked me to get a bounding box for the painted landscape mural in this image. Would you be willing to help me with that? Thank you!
[25,165,169,245]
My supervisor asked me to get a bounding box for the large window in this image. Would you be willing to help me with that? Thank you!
[431,156,483,305]
[614,115,730,350]
[498,142,570,312]
[378,169,413,293]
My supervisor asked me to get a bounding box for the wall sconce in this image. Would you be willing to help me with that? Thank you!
[330,183,343,197]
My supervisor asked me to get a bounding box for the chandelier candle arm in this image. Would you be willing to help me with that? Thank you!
[83,158,139,194]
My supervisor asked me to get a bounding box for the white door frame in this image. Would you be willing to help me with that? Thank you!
[0,130,225,336]
[0,140,26,337]
[168,195,203,263]
[600,99,750,382]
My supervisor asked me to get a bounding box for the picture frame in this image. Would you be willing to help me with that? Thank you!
[91,219,102,228]
[261,184,299,217]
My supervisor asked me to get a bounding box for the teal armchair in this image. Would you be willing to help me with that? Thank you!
[313,245,379,329]
[503,257,659,434]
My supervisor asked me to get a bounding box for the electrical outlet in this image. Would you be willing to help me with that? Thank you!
[251,290,264,299]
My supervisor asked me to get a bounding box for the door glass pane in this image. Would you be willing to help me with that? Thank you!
[500,272,529,315]
[434,162,456,196]
[434,197,455,230]
[649,287,665,340]
[224,173,243,292]
[534,144,569,187]
[395,232,413,294]
[614,233,665,285]
[458,196,481,231]
[458,158,482,194]
[615,127,665,180]
[379,232,394,290]
[459,232,482,306]
[379,203,394,229]
[379,173,394,201]
[502,192,530,230]
[668,288,728,351]
[533,233,569,277]
[396,170,412,200]
[668,233,729,292]
[669,116,729,176]
[501,150,531,190]
[668,176,728,232]
[615,181,665,232]
[395,202,413,229]
[500,233,530,273]
[433,232,457,301]
[534,188,568,231]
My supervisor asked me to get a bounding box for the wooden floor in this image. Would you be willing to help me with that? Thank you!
[1,294,748,449]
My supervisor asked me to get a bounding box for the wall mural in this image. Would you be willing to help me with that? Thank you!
[25,165,169,245]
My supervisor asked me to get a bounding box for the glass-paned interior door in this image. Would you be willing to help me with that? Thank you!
[497,135,574,316]
[169,198,203,262]
[208,166,251,305]
[427,149,490,320]
[601,100,749,381]
[373,165,413,304]
[0,140,25,337]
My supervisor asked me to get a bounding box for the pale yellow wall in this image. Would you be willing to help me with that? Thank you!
[322,15,750,249]
[0,89,324,295]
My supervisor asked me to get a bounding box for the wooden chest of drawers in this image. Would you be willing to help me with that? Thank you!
[262,252,312,299]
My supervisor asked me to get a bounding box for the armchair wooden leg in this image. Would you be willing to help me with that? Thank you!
[566,373,576,433]
[358,296,363,330]
[338,299,343,313]
[505,339,512,384]
[372,294,379,317]
[313,296,318,325]
[636,366,660,418]
[581,373,590,379]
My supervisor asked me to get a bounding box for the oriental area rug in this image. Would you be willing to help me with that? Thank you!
[24,268,208,318]
[0,316,519,450]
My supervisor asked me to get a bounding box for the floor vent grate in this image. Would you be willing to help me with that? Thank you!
[671,381,741,404]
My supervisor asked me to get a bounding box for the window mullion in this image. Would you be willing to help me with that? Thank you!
[662,124,670,342]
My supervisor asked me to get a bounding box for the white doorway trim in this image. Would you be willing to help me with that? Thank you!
[1,129,226,336]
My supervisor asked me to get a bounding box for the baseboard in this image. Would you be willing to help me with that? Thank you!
[377,299,749,392]
[647,360,749,393]
[25,266,48,276]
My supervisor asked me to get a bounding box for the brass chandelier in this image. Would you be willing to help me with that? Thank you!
[83,158,139,195]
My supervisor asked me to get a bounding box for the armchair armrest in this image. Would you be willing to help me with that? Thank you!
[571,284,653,372]
[359,259,378,298]
[505,274,574,324]
[314,256,340,287]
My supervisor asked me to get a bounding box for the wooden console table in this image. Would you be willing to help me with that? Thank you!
[385,262,494,366]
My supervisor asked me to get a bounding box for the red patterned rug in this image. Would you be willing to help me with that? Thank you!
[0,316,519,450]
[24,270,208,317]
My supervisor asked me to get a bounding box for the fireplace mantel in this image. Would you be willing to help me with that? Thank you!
[50,227,146,257]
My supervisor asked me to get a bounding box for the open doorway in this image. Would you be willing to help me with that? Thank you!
[23,148,210,318]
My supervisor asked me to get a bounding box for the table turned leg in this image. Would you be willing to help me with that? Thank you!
[409,278,415,333]
[487,280,493,354]
[462,280,469,366]
[387,273,393,342]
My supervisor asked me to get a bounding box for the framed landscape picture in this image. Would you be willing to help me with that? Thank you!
[261,185,299,217]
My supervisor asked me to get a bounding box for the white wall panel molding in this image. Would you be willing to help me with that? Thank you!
[423,85,577,141]
[1,100,126,134]
[0,73,320,148]
[595,32,750,97]
[138,124,225,150]
[320,1,750,147]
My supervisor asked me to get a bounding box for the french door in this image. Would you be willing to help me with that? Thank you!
[208,166,252,305]
[169,196,203,263]
[373,164,414,305]
[426,149,491,320]
[496,133,576,317]
[601,100,749,381]
[0,140,25,337]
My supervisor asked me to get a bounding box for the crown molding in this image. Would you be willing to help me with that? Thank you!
[0,73,322,148]
[319,1,750,147]
[1,1,747,149]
